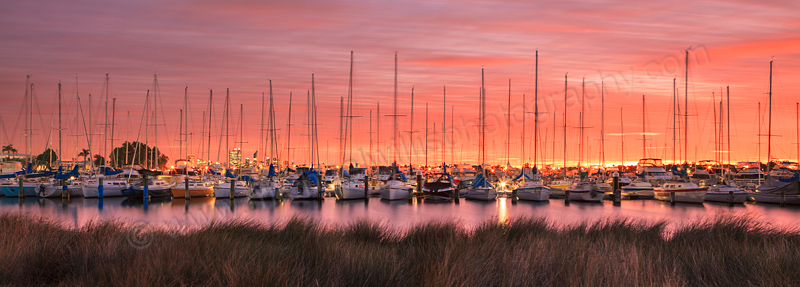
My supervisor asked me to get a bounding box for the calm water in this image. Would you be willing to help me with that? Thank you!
[2,196,800,231]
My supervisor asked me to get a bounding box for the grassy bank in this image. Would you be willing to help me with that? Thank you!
[1,214,799,286]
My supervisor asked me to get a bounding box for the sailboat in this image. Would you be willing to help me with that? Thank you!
[80,75,129,198]
[286,75,322,200]
[548,74,572,196]
[380,52,413,200]
[654,50,707,204]
[751,60,800,205]
[565,78,604,203]
[465,69,497,201]
[251,81,281,199]
[514,51,550,201]
[335,52,367,200]
[704,86,747,203]
[214,101,252,198]
[38,82,69,198]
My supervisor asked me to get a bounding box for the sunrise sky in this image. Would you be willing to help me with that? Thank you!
[2,0,800,167]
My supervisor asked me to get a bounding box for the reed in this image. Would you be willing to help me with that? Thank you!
[1,213,798,286]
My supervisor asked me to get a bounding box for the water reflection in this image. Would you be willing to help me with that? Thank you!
[1,195,799,231]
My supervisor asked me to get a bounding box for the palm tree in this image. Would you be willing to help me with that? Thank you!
[78,149,90,164]
[3,144,17,160]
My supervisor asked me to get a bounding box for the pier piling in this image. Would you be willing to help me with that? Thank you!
[612,172,620,206]
[98,177,104,199]
[364,176,369,201]
[185,177,191,200]
[229,179,236,200]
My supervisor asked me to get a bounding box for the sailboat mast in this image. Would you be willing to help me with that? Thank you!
[580,77,584,168]
[104,74,109,166]
[240,104,244,169]
[535,93,539,170]
[88,91,92,170]
[75,77,79,167]
[111,98,116,166]
[424,103,427,167]
[369,110,372,166]
[261,91,265,164]
[533,50,539,168]
[442,85,446,165]
[393,52,398,164]
[727,86,731,168]
[620,108,624,166]
[377,102,380,165]
[767,60,773,172]
[507,79,511,167]
[179,108,183,161]
[339,96,344,168]
[207,90,213,165]
[269,81,275,165]
[481,69,486,166]
[58,82,62,167]
[225,88,230,170]
[642,95,646,159]
[563,74,567,177]
[348,52,354,165]
[409,88,414,168]
[684,50,689,164]
[153,75,158,169]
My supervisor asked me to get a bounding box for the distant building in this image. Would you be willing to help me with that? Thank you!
[229,148,241,167]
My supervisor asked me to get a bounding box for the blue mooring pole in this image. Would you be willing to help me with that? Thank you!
[98,177,104,198]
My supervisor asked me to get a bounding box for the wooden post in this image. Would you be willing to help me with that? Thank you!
[613,172,621,206]
[728,189,734,205]
[98,177,104,199]
[184,176,191,199]
[780,189,786,207]
[416,173,422,195]
[318,177,324,201]
[364,175,369,200]
[230,179,236,200]
[564,188,570,205]
[670,190,676,205]
[18,177,23,198]
[511,187,517,202]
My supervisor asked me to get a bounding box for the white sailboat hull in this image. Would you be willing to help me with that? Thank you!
[251,186,279,199]
[465,187,497,201]
[653,188,707,203]
[286,186,320,199]
[335,185,366,200]
[37,185,65,198]
[213,186,252,198]
[514,186,550,201]
[82,184,128,198]
[380,185,412,200]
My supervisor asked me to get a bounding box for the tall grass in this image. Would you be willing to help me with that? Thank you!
[1,214,799,286]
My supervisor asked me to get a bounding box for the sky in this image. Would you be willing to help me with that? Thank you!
[1,0,800,167]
